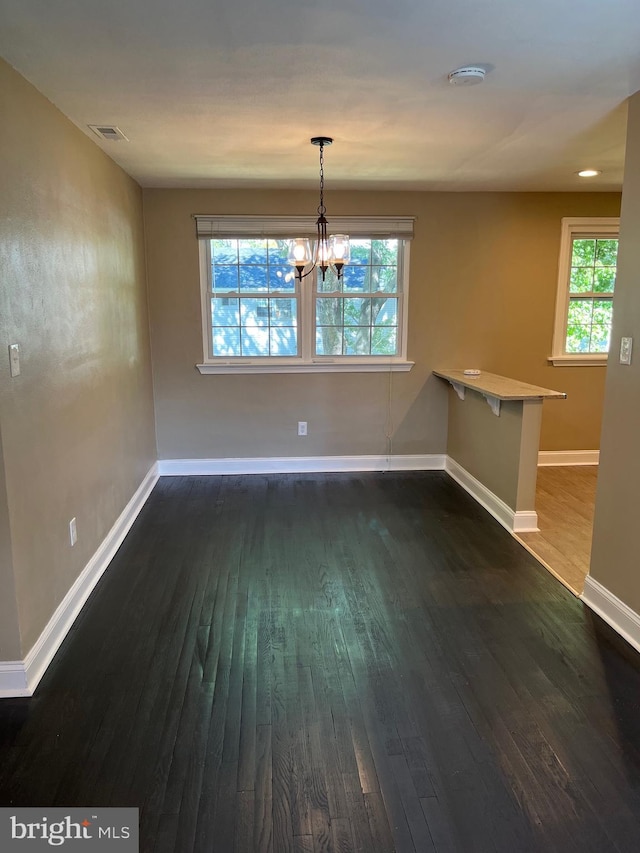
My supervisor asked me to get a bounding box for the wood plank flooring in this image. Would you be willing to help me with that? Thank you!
[2,472,640,852]
[517,466,598,595]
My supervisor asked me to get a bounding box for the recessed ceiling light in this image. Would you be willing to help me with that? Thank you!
[448,66,486,86]
[577,169,602,177]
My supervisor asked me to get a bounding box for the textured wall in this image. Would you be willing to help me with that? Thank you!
[143,188,620,460]
[0,59,157,655]
[0,432,20,660]
[590,90,640,611]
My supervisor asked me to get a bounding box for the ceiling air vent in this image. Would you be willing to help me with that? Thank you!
[88,124,129,142]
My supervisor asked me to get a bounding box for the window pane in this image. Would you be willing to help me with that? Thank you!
[213,327,240,356]
[269,266,296,292]
[593,299,613,325]
[372,297,397,326]
[594,267,615,293]
[240,298,269,327]
[212,265,239,291]
[571,239,595,266]
[372,327,397,355]
[318,267,342,293]
[241,328,270,356]
[316,298,343,326]
[316,327,343,355]
[371,266,398,293]
[267,239,290,265]
[211,239,238,264]
[595,239,618,266]
[344,298,371,326]
[344,327,371,355]
[353,268,373,293]
[349,239,371,265]
[569,266,594,293]
[270,298,297,326]
[342,265,367,292]
[211,297,239,327]
[372,239,398,266]
[589,326,610,353]
[566,326,591,353]
[238,239,268,264]
[239,264,268,291]
[270,327,297,356]
[567,300,593,325]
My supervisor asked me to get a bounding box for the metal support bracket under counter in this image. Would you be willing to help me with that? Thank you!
[433,369,566,535]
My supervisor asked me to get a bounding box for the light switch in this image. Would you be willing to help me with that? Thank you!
[8,344,20,377]
[620,336,633,365]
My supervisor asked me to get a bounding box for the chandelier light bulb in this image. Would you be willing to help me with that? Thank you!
[330,235,350,264]
[288,238,312,271]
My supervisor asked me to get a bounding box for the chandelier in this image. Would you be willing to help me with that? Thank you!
[288,137,350,282]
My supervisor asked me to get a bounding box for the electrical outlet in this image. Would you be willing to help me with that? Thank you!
[620,336,633,365]
[69,517,77,547]
[298,421,308,436]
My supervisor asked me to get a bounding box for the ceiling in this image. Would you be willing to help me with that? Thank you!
[1,0,639,191]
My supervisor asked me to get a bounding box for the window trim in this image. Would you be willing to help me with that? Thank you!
[549,216,619,366]
[196,219,415,374]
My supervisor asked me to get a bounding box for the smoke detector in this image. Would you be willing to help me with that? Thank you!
[448,66,486,86]
[88,125,129,142]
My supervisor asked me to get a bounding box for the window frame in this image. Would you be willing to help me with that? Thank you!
[550,216,619,366]
[195,216,415,374]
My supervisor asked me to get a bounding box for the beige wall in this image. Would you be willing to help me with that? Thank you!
[0,433,20,660]
[143,189,619,460]
[0,59,157,655]
[590,91,640,612]
[447,390,542,513]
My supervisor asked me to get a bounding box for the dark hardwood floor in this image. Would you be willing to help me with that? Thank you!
[2,472,640,852]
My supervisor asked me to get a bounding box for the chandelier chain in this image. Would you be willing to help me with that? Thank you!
[317,142,326,217]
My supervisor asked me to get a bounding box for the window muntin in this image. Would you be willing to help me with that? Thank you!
[204,236,406,364]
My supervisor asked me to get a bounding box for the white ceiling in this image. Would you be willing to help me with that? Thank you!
[1,0,639,191]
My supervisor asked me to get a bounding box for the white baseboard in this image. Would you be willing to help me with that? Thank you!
[538,450,599,466]
[581,576,640,656]
[445,457,539,534]
[0,662,30,697]
[0,464,159,699]
[157,454,446,476]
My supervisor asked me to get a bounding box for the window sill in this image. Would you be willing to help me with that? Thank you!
[196,360,415,375]
[548,354,607,366]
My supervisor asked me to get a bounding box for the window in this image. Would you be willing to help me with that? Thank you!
[550,217,619,366]
[209,238,298,358]
[195,216,414,374]
[316,239,400,357]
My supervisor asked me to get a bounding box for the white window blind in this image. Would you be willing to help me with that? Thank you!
[194,215,415,240]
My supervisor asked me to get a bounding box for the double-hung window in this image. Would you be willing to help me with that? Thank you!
[550,217,619,365]
[195,215,414,373]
